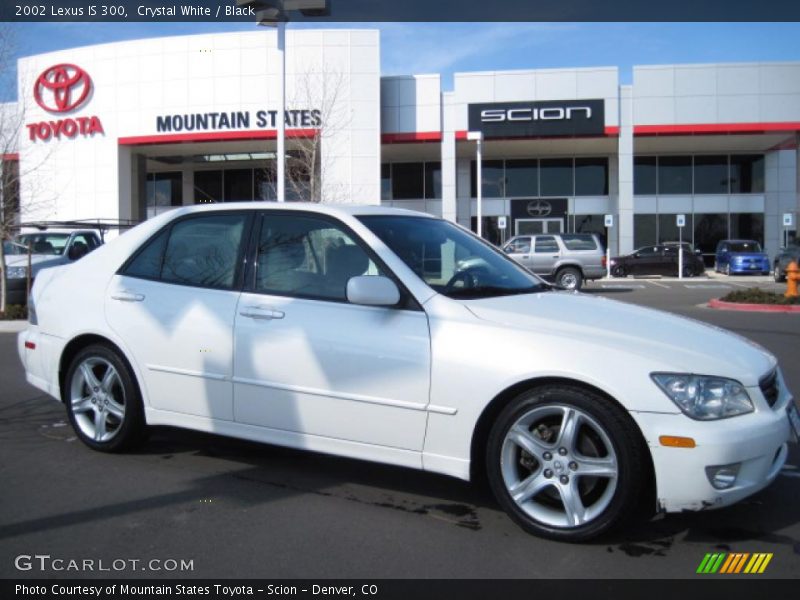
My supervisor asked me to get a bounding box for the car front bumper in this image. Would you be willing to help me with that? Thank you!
[632,384,795,513]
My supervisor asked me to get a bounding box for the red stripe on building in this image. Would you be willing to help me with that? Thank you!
[454,126,619,140]
[2,153,19,161]
[118,129,318,145]
[381,132,442,144]
[634,122,800,136]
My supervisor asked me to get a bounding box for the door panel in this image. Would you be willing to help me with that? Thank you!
[233,294,430,450]
[232,212,431,451]
[105,212,250,420]
[106,276,239,419]
[530,235,561,275]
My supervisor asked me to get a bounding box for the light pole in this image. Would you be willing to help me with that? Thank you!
[237,1,329,202]
[467,131,483,238]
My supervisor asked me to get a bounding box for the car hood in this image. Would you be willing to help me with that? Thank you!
[461,292,775,386]
[4,254,65,269]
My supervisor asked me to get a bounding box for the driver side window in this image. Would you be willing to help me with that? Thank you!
[255,214,383,302]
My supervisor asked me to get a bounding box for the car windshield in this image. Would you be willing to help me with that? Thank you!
[16,233,71,255]
[358,215,548,299]
[729,241,762,253]
[3,241,26,255]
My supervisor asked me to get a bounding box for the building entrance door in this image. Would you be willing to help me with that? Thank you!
[515,218,564,235]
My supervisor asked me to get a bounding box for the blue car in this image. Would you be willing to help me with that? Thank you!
[714,239,770,275]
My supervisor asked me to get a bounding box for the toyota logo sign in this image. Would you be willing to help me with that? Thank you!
[526,200,552,217]
[33,64,92,113]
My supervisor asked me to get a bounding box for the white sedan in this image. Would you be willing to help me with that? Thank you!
[17,204,798,541]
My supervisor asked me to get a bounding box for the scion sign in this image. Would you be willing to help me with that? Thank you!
[468,99,605,139]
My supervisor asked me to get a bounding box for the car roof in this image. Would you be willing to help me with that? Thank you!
[161,202,437,220]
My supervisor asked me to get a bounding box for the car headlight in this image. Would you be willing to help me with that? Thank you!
[651,373,754,420]
[7,266,27,279]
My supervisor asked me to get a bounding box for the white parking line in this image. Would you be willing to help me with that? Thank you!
[601,284,646,289]
[684,284,732,289]
[646,280,671,289]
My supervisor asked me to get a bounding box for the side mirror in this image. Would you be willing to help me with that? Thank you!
[503,247,513,253]
[67,244,87,261]
[346,276,400,307]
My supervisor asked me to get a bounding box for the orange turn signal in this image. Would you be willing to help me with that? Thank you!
[659,435,696,448]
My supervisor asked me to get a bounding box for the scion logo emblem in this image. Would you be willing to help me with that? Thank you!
[33,64,92,113]
[526,200,552,217]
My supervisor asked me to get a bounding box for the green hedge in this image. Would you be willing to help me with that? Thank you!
[720,288,800,305]
[0,304,28,320]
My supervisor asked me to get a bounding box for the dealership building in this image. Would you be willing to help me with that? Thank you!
[4,28,800,260]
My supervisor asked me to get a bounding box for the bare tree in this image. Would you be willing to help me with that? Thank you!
[258,67,352,203]
[0,25,55,314]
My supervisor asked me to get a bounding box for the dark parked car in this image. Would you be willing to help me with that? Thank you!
[773,243,800,282]
[610,244,705,277]
[714,239,769,276]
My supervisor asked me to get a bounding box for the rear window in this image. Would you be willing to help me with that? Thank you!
[560,234,598,251]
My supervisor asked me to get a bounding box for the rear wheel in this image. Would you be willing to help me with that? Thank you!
[486,385,647,541]
[556,267,583,291]
[774,265,785,283]
[64,344,147,452]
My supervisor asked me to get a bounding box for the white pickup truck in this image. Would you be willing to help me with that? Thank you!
[3,229,103,305]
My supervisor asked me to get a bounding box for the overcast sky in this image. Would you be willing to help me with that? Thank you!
[4,21,800,101]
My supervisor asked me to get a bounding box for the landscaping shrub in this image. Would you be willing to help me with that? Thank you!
[720,288,800,305]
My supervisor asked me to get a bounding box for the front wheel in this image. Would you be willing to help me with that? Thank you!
[611,265,627,278]
[64,344,147,452]
[774,265,785,283]
[555,267,583,291]
[486,385,647,541]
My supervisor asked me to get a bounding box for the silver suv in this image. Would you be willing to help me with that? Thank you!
[502,233,605,290]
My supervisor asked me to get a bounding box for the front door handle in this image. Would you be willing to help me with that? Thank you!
[111,290,145,302]
[239,306,285,320]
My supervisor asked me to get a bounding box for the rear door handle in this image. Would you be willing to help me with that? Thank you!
[111,291,145,302]
[239,306,285,320]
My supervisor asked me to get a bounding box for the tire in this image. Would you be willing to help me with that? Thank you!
[725,263,732,276]
[63,343,147,452]
[486,385,648,542]
[556,267,583,291]
[774,265,785,283]
[611,265,627,278]
[681,264,695,278]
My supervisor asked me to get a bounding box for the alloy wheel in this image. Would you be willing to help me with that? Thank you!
[69,356,127,443]
[500,405,618,528]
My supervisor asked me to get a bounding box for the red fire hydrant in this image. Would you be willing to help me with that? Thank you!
[786,260,799,299]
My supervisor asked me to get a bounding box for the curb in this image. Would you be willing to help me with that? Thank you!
[708,298,800,313]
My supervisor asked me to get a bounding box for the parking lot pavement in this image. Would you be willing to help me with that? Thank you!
[1,285,799,580]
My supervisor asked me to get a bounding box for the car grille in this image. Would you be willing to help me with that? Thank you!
[759,369,780,408]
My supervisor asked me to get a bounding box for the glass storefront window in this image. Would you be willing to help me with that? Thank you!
[224,169,254,202]
[505,159,538,197]
[658,213,693,244]
[425,162,442,199]
[730,155,765,193]
[634,214,657,248]
[574,158,608,196]
[730,213,764,245]
[255,164,276,201]
[658,156,692,194]
[147,172,182,217]
[634,156,657,195]
[693,155,729,194]
[693,213,728,256]
[572,214,607,249]
[470,160,505,198]
[539,158,573,197]
[194,170,222,204]
[392,162,425,199]
[381,164,391,200]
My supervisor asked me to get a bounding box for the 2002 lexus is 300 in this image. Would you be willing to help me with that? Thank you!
[18,204,799,541]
